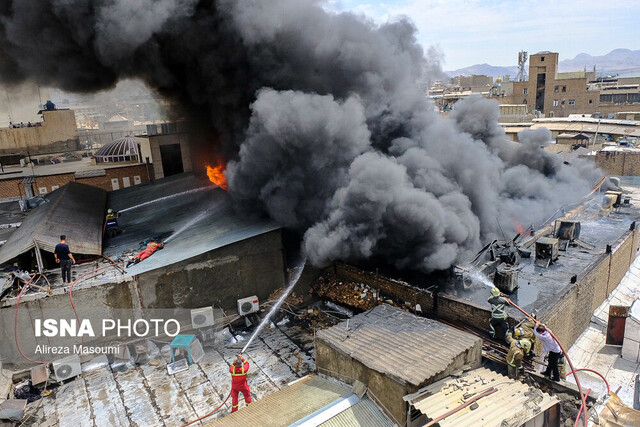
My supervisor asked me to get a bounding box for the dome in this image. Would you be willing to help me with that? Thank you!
[94,136,139,163]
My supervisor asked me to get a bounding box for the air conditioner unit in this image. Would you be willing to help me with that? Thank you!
[191,307,215,329]
[237,296,259,316]
[52,355,82,382]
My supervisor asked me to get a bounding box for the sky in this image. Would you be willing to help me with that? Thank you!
[326,0,639,70]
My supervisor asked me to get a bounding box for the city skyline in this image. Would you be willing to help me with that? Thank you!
[328,0,639,70]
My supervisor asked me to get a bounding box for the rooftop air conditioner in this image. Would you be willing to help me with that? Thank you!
[191,307,215,329]
[52,355,82,382]
[237,296,259,316]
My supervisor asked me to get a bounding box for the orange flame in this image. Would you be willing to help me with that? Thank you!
[206,164,228,190]
[512,219,529,237]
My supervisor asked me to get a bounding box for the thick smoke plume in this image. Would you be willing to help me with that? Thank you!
[0,0,602,272]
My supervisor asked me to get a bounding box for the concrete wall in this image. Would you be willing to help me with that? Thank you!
[316,336,482,426]
[136,230,285,310]
[0,230,285,367]
[136,134,193,179]
[0,163,153,199]
[333,263,434,313]
[539,225,640,348]
[0,110,79,155]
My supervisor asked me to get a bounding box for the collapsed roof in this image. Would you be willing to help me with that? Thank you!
[0,182,106,265]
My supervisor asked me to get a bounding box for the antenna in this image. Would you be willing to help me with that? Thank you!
[516,51,528,82]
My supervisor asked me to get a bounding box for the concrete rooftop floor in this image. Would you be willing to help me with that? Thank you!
[448,183,640,317]
[566,252,640,407]
[12,323,315,426]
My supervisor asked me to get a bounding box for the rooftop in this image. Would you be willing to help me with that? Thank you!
[316,304,482,387]
[0,182,106,265]
[4,318,317,426]
[0,157,142,182]
[448,181,640,317]
[567,252,640,406]
[405,367,559,426]
[103,174,280,277]
[207,375,392,427]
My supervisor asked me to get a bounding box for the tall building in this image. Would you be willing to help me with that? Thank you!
[490,51,640,118]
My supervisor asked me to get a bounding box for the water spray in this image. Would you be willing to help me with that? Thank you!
[119,186,213,213]
[241,260,306,354]
[164,210,210,243]
[462,267,494,288]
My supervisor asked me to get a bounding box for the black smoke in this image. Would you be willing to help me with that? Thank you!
[0,0,603,272]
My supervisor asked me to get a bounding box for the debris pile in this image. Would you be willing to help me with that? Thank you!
[314,276,381,311]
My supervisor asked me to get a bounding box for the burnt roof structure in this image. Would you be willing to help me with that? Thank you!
[0,182,106,264]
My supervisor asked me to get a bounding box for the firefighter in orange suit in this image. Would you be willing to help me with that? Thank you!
[230,354,252,412]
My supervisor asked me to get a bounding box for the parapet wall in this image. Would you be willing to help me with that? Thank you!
[540,225,640,348]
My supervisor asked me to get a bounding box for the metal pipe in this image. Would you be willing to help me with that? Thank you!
[423,387,498,427]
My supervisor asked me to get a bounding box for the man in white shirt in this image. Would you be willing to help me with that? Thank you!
[534,322,562,381]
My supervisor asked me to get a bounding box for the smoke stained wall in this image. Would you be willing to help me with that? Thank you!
[0,0,603,272]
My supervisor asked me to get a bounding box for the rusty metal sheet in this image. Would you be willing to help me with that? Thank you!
[606,305,630,345]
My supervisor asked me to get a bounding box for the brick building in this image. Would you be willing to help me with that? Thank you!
[491,51,640,118]
[0,162,153,201]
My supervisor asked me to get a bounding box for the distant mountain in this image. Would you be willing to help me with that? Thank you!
[558,49,640,76]
[445,64,518,79]
[445,49,640,80]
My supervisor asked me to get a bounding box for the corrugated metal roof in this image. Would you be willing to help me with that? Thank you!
[103,174,280,276]
[206,375,350,427]
[320,397,393,427]
[407,368,559,426]
[316,304,482,387]
[0,182,106,264]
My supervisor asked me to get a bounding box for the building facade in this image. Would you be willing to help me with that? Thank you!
[0,109,80,155]
[491,52,640,118]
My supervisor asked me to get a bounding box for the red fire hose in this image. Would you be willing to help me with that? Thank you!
[567,368,611,395]
[505,298,589,427]
[181,392,231,426]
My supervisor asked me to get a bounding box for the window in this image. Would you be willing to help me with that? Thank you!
[600,94,613,103]
[561,99,565,105]
[628,93,640,103]
[589,99,593,104]
[523,88,528,95]
[51,185,59,191]
[553,100,559,106]
[541,56,545,62]
[568,99,575,105]
[38,187,47,194]
[562,86,567,92]
[613,94,627,103]
[554,86,559,93]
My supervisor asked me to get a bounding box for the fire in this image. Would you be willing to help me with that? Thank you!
[206,164,228,190]
[512,219,529,237]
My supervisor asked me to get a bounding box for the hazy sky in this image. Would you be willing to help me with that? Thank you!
[327,0,639,70]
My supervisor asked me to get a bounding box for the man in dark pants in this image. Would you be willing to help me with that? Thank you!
[54,235,76,283]
[488,287,509,341]
[534,323,562,381]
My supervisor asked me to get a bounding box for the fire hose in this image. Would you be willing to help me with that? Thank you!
[181,392,231,427]
[505,298,589,427]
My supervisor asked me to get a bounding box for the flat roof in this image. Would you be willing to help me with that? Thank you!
[0,158,142,181]
[103,173,280,277]
[450,182,640,317]
[316,304,481,387]
[405,367,559,426]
